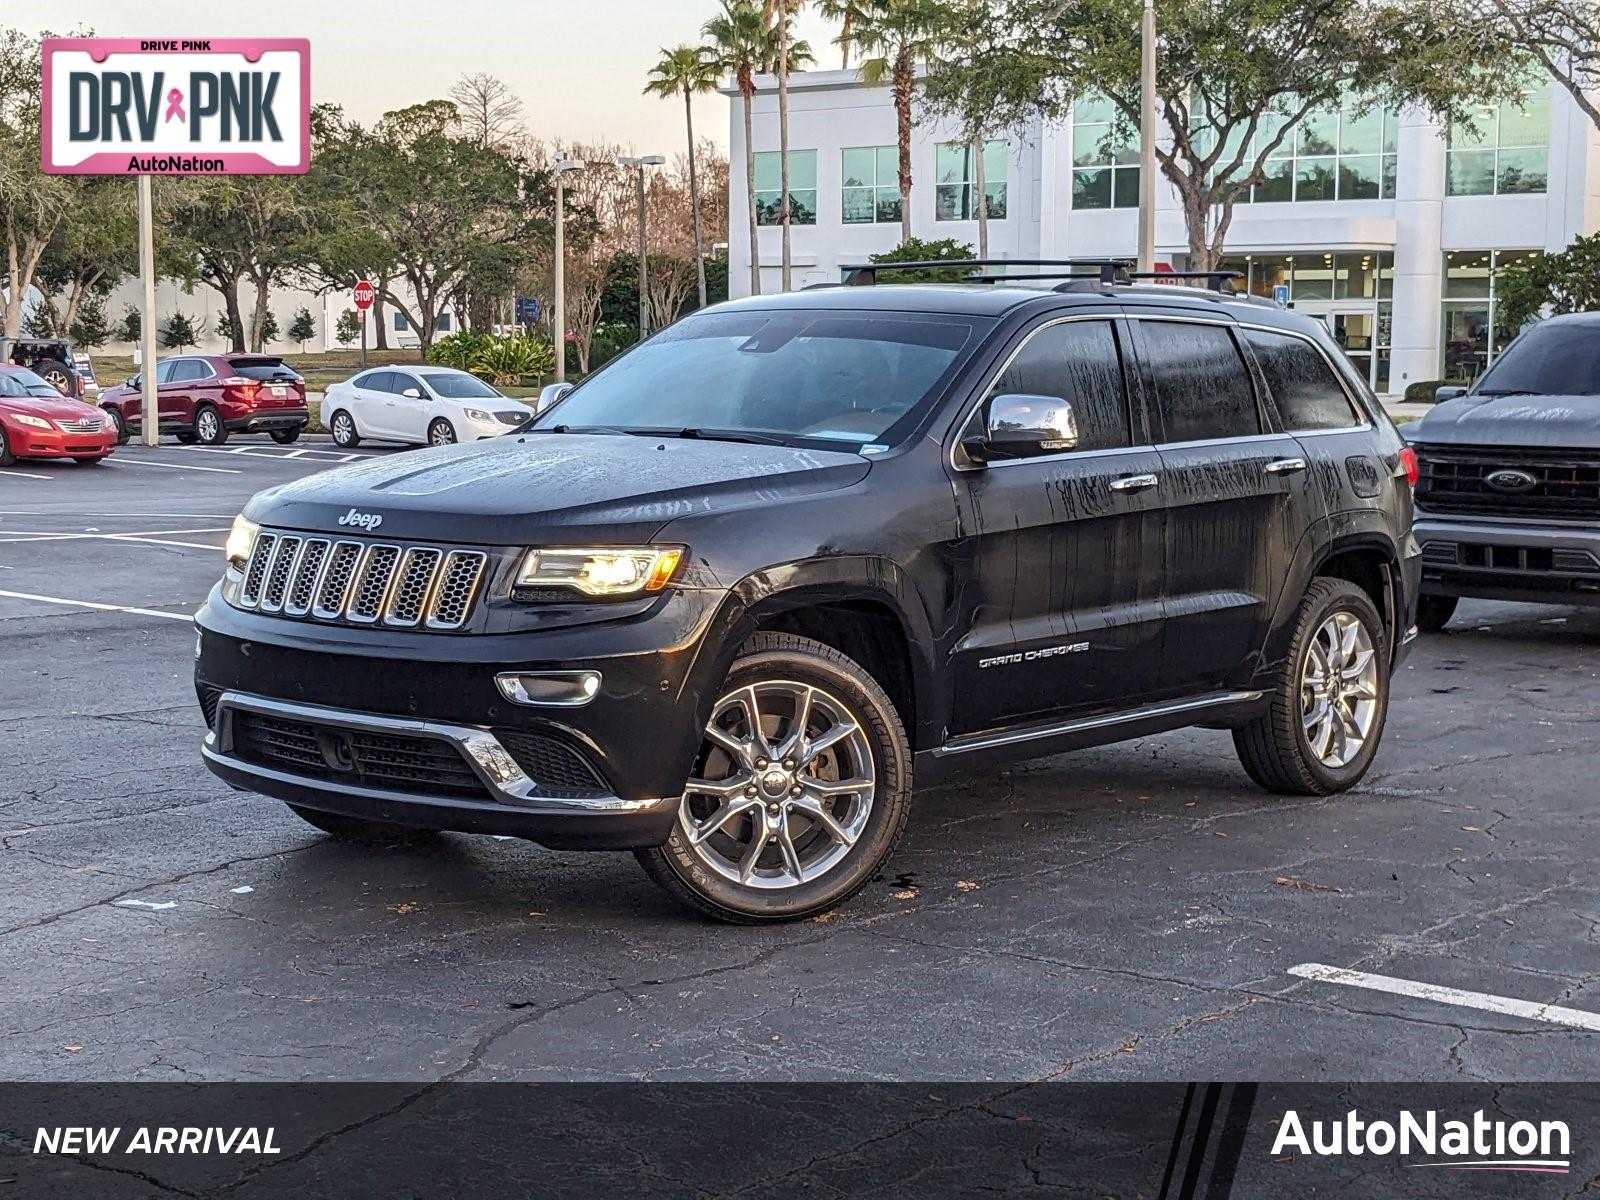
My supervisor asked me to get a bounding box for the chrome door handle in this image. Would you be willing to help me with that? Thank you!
[1264,457,1307,475]
[1109,473,1159,493]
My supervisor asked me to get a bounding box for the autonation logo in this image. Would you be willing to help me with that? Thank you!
[1273,1108,1571,1174]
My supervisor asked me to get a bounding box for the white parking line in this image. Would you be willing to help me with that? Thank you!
[0,529,223,550]
[0,470,52,481]
[0,510,239,519]
[0,588,195,622]
[103,457,240,475]
[1288,963,1600,1032]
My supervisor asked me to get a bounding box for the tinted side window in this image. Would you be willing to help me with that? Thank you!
[351,371,381,389]
[1245,328,1361,430]
[986,320,1130,451]
[173,360,209,382]
[391,373,419,394]
[155,360,177,384]
[1140,321,1260,443]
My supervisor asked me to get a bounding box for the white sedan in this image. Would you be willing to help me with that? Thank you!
[322,366,537,448]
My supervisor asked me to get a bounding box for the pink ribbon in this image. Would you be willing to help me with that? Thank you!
[164,88,185,123]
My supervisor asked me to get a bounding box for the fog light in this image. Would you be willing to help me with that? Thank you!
[496,671,602,707]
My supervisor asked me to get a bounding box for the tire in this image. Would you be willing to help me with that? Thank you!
[33,358,74,396]
[427,418,457,447]
[285,803,432,845]
[269,426,303,445]
[193,405,228,446]
[1233,577,1391,796]
[103,407,129,445]
[635,632,913,923]
[0,425,14,467]
[1416,593,1459,633]
[329,410,361,448]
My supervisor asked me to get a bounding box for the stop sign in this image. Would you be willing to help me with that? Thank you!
[352,280,376,311]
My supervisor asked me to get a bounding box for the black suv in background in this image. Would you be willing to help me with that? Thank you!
[196,263,1421,922]
[1410,312,1600,630]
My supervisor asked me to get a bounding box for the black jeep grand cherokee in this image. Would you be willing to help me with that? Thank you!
[196,268,1421,922]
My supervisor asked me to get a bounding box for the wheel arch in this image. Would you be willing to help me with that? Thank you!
[724,557,940,750]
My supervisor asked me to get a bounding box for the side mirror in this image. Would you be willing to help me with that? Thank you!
[537,382,574,413]
[964,393,1080,462]
[401,387,423,399]
[1432,385,1468,403]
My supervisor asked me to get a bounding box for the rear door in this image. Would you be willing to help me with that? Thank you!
[1128,315,1325,698]
[948,314,1168,734]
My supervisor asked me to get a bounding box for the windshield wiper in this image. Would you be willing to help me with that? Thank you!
[1474,389,1538,397]
[622,426,790,447]
[530,424,627,435]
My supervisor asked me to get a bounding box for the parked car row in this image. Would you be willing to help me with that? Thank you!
[94,358,535,450]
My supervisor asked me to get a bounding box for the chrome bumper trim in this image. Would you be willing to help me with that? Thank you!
[207,690,660,814]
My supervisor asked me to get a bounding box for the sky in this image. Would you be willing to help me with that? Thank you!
[46,0,839,154]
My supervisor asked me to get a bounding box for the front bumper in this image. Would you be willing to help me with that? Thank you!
[194,585,745,848]
[1415,514,1600,606]
[6,424,114,459]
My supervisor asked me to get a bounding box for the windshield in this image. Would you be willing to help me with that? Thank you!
[534,309,985,447]
[0,369,64,398]
[1475,323,1600,396]
[420,372,503,399]
[226,358,300,382]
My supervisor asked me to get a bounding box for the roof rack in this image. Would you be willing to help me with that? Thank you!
[841,258,1135,286]
[1123,270,1245,294]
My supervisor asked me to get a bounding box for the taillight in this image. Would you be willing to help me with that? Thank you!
[1399,446,1419,487]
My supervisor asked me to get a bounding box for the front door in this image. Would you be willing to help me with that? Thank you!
[388,371,431,443]
[1127,315,1324,698]
[948,315,1168,735]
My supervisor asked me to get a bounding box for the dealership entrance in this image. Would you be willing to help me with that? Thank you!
[1212,250,1396,394]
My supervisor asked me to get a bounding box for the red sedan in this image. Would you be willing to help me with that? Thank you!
[0,366,117,466]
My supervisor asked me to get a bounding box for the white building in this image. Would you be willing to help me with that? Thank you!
[726,69,1600,395]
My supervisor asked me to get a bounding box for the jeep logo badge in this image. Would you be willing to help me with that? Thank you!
[1485,468,1538,495]
[338,508,384,532]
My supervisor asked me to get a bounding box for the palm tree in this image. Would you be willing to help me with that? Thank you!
[763,0,807,292]
[852,0,946,244]
[704,0,770,296]
[645,45,721,309]
[818,0,868,69]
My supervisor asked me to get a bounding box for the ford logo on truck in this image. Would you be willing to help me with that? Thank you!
[1485,468,1538,494]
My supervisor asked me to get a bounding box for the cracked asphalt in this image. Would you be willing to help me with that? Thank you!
[3,443,1600,1083]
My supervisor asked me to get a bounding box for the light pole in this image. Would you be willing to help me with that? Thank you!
[552,157,584,383]
[1137,0,1157,273]
[616,154,665,341]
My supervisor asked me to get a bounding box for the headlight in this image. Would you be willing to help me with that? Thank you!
[463,408,492,422]
[224,515,260,572]
[14,414,51,429]
[514,546,685,598]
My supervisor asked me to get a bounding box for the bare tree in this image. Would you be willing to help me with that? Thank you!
[449,72,526,151]
[1482,0,1600,130]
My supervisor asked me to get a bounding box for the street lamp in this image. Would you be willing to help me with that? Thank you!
[616,154,666,342]
[553,157,584,383]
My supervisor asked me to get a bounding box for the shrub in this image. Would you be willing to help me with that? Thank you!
[427,331,492,370]
[471,335,555,385]
[867,237,977,283]
[1403,379,1471,403]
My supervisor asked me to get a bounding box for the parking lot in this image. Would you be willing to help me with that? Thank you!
[2,436,1598,1083]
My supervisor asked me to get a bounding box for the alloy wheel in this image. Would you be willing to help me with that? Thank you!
[197,410,219,442]
[678,680,875,890]
[1299,610,1379,769]
[429,421,456,446]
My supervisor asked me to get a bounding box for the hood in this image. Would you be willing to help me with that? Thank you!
[1411,393,1600,450]
[246,432,872,544]
[1,395,99,421]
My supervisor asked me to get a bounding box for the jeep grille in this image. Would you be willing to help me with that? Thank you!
[234,532,487,630]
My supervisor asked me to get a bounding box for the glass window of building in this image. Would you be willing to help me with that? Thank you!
[841,146,901,224]
[1446,82,1550,196]
[935,141,1008,221]
[1070,93,1140,209]
[754,150,818,226]
[1196,94,1398,204]
[1440,249,1542,379]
